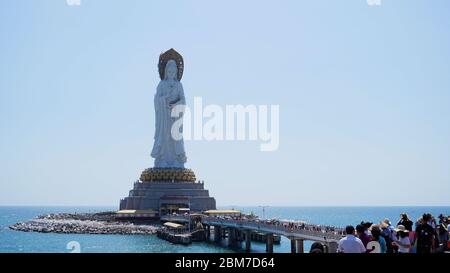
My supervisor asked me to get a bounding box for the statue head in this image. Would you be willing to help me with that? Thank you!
[158,48,184,81]
[164,60,178,81]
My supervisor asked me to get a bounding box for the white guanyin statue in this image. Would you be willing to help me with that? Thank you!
[151,49,187,168]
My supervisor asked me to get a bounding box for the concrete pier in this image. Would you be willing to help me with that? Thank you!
[161,215,344,253]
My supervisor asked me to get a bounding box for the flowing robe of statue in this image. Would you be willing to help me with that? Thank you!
[151,59,187,168]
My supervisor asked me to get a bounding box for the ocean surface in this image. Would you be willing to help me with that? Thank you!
[1,206,449,253]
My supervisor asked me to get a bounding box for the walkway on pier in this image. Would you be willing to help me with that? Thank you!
[161,215,343,253]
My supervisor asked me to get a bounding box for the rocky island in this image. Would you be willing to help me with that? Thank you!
[9,212,159,235]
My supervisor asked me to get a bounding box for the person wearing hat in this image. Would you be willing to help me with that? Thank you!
[393,225,411,253]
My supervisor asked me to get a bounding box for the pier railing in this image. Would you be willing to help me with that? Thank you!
[161,215,344,242]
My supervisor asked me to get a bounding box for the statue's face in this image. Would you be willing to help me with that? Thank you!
[165,61,177,80]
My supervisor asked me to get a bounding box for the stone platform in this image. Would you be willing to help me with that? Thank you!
[119,168,216,215]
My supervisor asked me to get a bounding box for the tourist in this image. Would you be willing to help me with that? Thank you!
[356,224,372,249]
[369,224,387,253]
[414,213,436,253]
[337,225,366,253]
[448,216,450,233]
[448,216,450,250]
[436,214,448,252]
[397,214,416,249]
[397,213,413,232]
[429,214,437,229]
[393,225,411,253]
[381,219,396,253]
[361,221,373,237]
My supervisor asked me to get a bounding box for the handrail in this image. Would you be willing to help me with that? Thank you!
[161,215,343,241]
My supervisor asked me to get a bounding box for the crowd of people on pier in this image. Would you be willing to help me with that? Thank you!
[337,213,450,253]
[204,214,345,235]
[172,210,449,253]
[205,211,450,253]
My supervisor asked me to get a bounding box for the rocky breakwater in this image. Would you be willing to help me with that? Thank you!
[9,212,159,235]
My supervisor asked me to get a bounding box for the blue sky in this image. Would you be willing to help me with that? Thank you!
[1,0,449,206]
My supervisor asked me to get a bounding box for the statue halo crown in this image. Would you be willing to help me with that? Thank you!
[158,48,184,81]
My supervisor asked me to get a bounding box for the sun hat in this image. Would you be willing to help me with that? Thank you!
[394,225,408,232]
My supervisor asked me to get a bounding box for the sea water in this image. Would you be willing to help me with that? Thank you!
[1,206,448,253]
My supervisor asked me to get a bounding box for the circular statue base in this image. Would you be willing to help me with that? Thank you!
[140,168,196,182]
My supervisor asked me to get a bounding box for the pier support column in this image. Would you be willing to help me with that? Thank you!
[232,228,238,247]
[290,238,297,253]
[237,230,242,241]
[266,233,274,253]
[296,239,304,253]
[214,226,221,243]
[206,225,210,241]
[245,230,251,253]
[228,228,237,247]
